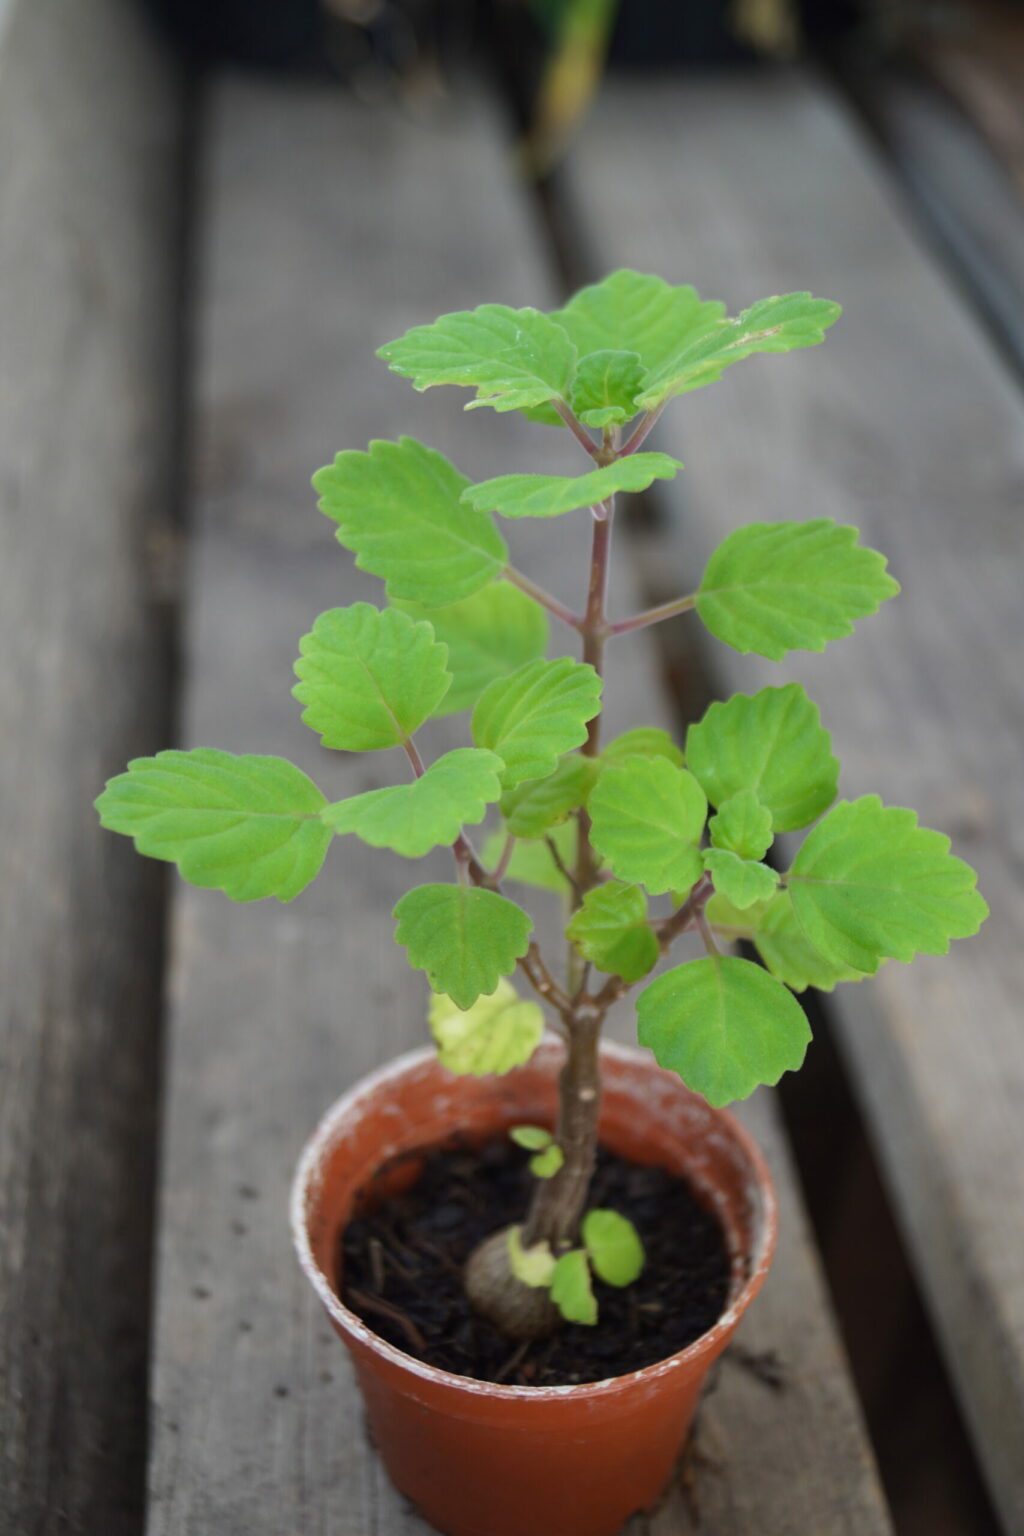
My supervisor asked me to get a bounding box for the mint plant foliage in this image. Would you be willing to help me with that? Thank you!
[96,268,987,1339]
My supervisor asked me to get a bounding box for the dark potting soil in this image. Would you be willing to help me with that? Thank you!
[339,1139,733,1388]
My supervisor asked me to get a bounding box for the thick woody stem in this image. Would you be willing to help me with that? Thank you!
[522,1005,603,1248]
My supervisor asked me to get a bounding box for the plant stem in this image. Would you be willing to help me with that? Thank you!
[553,400,601,458]
[620,401,667,457]
[522,1003,602,1248]
[606,592,696,637]
[504,566,582,632]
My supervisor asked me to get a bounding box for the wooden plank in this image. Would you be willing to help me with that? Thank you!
[562,69,1024,1534]
[147,71,890,1535]
[0,2,181,1532]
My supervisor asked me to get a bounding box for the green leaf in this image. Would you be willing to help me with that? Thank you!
[395,583,549,718]
[637,955,811,1106]
[709,789,774,861]
[696,520,899,660]
[582,1210,645,1287]
[463,453,682,521]
[507,1227,557,1288]
[293,604,451,750]
[530,1145,565,1179]
[551,270,725,379]
[550,1249,597,1325]
[703,848,780,910]
[787,796,988,975]
[483,820,577,895]
[566,880,658,982]
[313,438,507,607]
[500,755,598,838]
[570,349,647,426]
[707,890,863,993]
[588,757,707,895]
[686,684,838,832]
[322,748,503,858]
[601,727,684,770]
[376,305,576,414]
[509,1125,553,1150]
[636,291,841,410]
[428,979,544,1074]
[395,885,533,1010]
[95,749,332,903]
[472,657,602,789]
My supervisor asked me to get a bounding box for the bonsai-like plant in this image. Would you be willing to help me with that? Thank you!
[96,269,987,1342]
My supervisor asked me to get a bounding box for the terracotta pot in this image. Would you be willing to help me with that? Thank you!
[291,1040,777,1536]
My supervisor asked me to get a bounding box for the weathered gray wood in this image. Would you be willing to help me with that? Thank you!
[147,71,890,1535]
[564,70,1024,1534]
[0,2,180,1531]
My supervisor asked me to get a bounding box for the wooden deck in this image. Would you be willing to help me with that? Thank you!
[2,3,1022,1534]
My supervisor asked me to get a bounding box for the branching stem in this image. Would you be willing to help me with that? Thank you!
[504,566,582,632]
[607,592,696,637]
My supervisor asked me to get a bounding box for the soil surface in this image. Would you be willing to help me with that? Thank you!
[338,1139,732,1387]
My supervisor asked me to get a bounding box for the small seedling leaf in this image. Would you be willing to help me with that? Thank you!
[313,438,506,606]
[570,349,647,426]
[395,885,533,1010]
[708,789,774,861]
[588,756,706,895]
[395,583,548,718]
[696,520,899,660]
[550,1249,597,1325]
[566,879,659,982]
[509,1125,553,1150]
[472,657,602,788]
[377,305,576,414]
[787,796,989,974]
[293,604,451,750]
[428,980,544,1075]
[530,1145,565,1179]
[95,749,332,903]
[322,748,504,858]
[686,684,838,833]
[637,955,811,1106]
[702,848,780,910]
[582,1210,645,1287]
[463,453,682,520]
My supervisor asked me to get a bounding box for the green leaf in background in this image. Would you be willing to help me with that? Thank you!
[636,291,841,409]
[510,1125,553,1150]
[529,1144,565,1178]
[696,520,899,660]
[322,748,503,858]
[472,657,602,788]
[313,437,507,607]
[702,848,779,910]
[582,1210,645,1287]
[551,270,725,379]
[463,452,682,521]
[601,727,685,770]
[95,749,332,903]
[395,884,533,1011]
[377,305,577,413]
[588,756,707,895]
[507,1227,557,1288]
[550,1248,597,1325]
[787,796,988,974]
[570,349,647,426]
[637,955,811,1106]
[686,683,838,832]
[500,755,598,838]
[428,978,544,1074]
[566,880,658,982]
[293,604,451,750]
[706,890,864,993]
[395,583,549,718]
[709,788,774,861]
[483,819,578,895]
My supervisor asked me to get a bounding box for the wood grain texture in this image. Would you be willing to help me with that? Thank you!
[0,2,180,1532]
[147,72,889,1536]
[563,70,1024,1535]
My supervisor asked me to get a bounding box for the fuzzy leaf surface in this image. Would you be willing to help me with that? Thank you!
[566,880,658,982]
[551,270,725,378]
[569,349,647,426]
[323,749,503,857]
[293,604,451,750]
[95,749,331,903]
[500,756,597,838]
[602,727,684,770]
[686,684,838,832]
[313,437,506,606]
[707,890,863,993]
[787,796,988,974]
[396,583,548,718]
[636,291,841,409]
[696,520,899,660]
[709,789,774,861]
[588,756,707,895]
[428,978,544,1074]
[472,657,602,788]
[637,956,811,1106]
[703,848,779,910]
[550,1249,597,1325]
[377,305,576,413]
[464,453,682,521]
[395,885,533,1010]
[582,1210,645,1287]
[483,820,577,895]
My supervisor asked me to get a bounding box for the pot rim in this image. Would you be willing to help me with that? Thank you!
[290,1039,777,1403]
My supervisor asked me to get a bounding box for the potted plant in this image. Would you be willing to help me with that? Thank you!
[95,270,987,1536]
